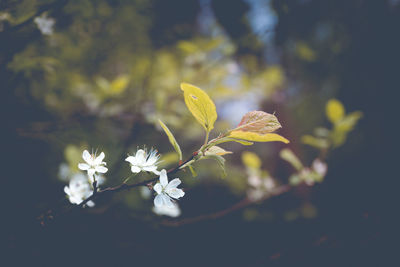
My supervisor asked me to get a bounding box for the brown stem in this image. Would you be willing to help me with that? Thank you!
[161,184,291,227]
[77,153,197,208]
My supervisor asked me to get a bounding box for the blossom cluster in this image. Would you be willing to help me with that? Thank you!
[62,147,185,217]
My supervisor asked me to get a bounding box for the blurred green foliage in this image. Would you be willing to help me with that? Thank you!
[1,0,362,222]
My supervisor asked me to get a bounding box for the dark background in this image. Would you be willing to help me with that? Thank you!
[2,0,395,266]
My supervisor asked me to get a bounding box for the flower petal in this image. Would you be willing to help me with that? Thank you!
[88,168,96,177]
[166,188,185,199]
[152,169,161,175]
[159,169,168,187]
[82,150,92,164]
[64,186,70,195]
[78,163,90,171]
[142,165,157,172]
[153,203,181,217]
[154,194,163,207]
[125,156,137,165]
[161,194,173,207]
[86,200,95,207]
[130,166,141,173]
[94,152,105,165]
[135,149,146,165]
[166,178,181,190]
[153,183,162,194]
[146,151,159,165]
[95,165,108,173]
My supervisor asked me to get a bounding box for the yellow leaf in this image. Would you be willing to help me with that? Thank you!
[279,148,303,171]
[158,120,182,160]
[296,42,316,61]
[205,146,232,156]
[241,151,261,169]
[229,131,289,144]
[326,99,345,124]
[180,82,217,132]
[110,75,130,95]
[335,111,363,132]
[211,137,254,146]
[301,135,330,149]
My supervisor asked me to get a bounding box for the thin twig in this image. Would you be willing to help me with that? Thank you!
[76,153,197,208]
[161,184,291,227]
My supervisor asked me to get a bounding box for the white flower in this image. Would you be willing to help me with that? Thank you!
[153,169,185,207]
[125,148,160,175]
[153,202,181,217]
[58,163,70,182]
[78,150,108,179]
[64,175,95,207]
[88,173,106,186]
[312,159,327,177]
[34,14,55,35]
[140,186,152,199]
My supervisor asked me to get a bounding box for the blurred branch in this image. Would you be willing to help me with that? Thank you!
[161,184,291,227]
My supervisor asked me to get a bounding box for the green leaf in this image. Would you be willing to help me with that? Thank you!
[228,131,289,144]
[180,82,217,132]
[188,165,197,177]
[202,154,227,178]
[301,135,330,149]
[158,119,182,160]
[335,111,363,132]
[326,99,345,124]
[205,146,232,156]
[279,148,303,171]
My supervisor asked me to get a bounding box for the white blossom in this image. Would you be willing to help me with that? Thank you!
[88,173,106,186]
[78,150,108,179]
[247,172,276,201]
[153,202,181,217]
[140,186,152,199]
[64,175,95,207]
[153,169,185,208]
[125,148,160,175]
[312,159,327,177]
[34,14,55,35]
[58,163,70,182]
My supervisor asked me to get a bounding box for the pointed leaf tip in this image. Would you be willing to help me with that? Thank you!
[180,82,217,132]
[235,111,282,134]
[228,131,290,144]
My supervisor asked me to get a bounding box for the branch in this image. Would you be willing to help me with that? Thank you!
[76,153,197,208]
[38,152,197,226]
[161,184,291,227]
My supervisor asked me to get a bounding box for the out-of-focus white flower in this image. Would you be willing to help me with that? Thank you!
[153,169,185,207]
[248,174,262,187]
[125,148,160,175]
[34,13,55,35]
[78,150,108,179]
[88,173,106,186]
[263,177,275,190]
[247,188,265,202]
[58,163,70,182]
[153,202,181,217]
[312,159,327,177]
[299,168,314,186]
[140,186,152,199]
[59,162,106,186]
[64,175,95,207]
[247,172,276,201]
